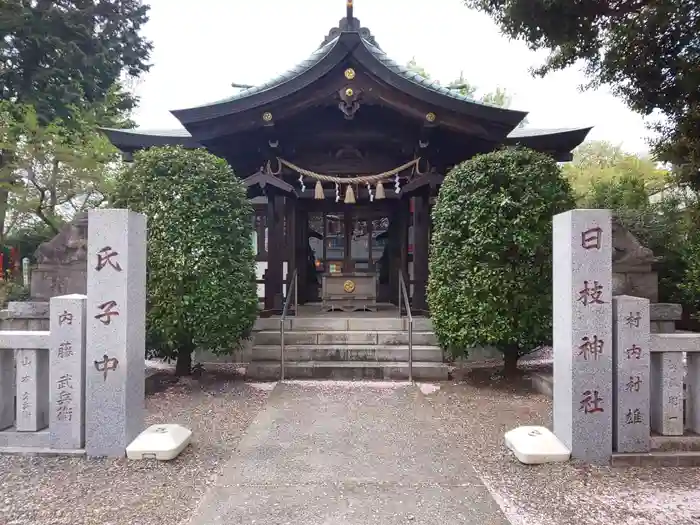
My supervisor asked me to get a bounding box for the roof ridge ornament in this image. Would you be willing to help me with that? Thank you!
[320,0,380,48]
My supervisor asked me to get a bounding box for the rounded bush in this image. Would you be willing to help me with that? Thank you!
[114,146,258,374]
[428,147,575,371]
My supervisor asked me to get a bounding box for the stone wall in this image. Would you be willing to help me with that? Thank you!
[0,302,49,331]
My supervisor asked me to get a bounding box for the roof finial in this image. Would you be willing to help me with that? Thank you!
[347,0,354,21]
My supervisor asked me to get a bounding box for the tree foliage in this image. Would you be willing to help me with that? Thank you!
[463,0,700,187]
[563,141,670,202]
[405,59,517,110]
[113,146,258,375]
[428,147,574,372]
[0,103,121,236]
[0,0,152,123]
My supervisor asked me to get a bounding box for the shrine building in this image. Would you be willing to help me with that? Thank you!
[103,2,590,315]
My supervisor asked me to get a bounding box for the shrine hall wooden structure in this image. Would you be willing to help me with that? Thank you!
[103,3,591,314]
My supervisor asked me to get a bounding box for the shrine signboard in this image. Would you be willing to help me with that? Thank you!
[85,209,147,457]
[553,209,613,464]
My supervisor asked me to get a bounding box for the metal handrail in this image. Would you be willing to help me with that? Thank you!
[280,268,298,381]
[398,271,413,382]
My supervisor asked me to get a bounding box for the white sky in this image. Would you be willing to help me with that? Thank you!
[132,0,654,155]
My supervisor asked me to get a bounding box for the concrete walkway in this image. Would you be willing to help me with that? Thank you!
[187,381,509,524]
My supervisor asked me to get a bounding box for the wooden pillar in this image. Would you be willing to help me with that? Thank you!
[397,199,410,305]
[286,197,297,310]
[387,202,399,305]
[412,188,430,311]
[296,207,309,304]
[265,194,285,311]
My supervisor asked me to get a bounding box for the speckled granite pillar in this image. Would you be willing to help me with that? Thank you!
[85,209,146,457]
[49,294,87,450]
[553,209,613,464]
[612,295,650,452]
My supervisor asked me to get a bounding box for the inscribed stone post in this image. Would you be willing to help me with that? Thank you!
[612,295,650,452]
[15,348,49,431]
[85,209,146,457]
[553,209,613,464]
[49,294,87,449]
[650,352,685,435]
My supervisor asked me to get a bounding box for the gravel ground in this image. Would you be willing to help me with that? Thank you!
[426,368,700,525]
[0,367,269,525]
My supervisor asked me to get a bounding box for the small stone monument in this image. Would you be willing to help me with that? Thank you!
[15,347,49,431]
[49,294,87,450]
[85,209,147,457]
[30,213,88,300]
[553,209,613,464]
[612,295,651,452]
[611,218,659,302]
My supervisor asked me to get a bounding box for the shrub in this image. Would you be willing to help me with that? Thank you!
[113,146,257,375]
[428,147,575,374]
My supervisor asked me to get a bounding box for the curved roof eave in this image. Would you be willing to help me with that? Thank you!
[352,36,529,128]
[100,127,201,151]
[171,36,348,125]
[170,29,529,130]
[505,126,592,153]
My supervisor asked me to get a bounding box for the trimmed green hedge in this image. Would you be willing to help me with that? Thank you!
[428,147,575,371]
[114,146,257,374]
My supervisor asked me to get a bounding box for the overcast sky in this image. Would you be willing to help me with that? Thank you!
[132,0,653,155]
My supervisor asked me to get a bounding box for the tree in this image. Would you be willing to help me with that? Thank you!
[0,1,152,123]
[463,0,700,188]
[447,71,477,98]
[0,1,151,241]
[428,147,575,374]
[563,141,670,202]
[113,146,258,376]
[405,59,512,108]
[0,103,121,237]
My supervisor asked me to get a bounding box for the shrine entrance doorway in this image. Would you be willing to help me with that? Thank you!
[304,204,394,305]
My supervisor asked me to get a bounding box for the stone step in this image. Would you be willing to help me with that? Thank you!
[254,317,433,332]
[252,345,443,362]
[254,330,438,346]
[246,361,449,381]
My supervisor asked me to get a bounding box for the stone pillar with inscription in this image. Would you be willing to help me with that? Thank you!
[553,209,613,464]
[49,294,87,450]
[612,295,651,452]
[85,209,146,457]
[15,348,49,431]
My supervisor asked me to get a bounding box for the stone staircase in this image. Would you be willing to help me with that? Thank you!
[247,316,449,380]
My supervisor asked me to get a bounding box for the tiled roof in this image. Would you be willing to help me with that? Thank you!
[101,127,192,138]
[359,39,501,108]
[507,127,589,138]
[186,37,339,108]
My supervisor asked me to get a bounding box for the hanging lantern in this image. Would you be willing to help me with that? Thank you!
[375,181,386,200]
[344,184,356,204]
[314,180,324,199]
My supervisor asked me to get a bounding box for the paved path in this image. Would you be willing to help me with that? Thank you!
[188,382,510,525]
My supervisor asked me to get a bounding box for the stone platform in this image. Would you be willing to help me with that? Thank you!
[248,306,448,380]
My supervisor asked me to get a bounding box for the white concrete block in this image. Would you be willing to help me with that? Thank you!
[505,426,571,464]
[126,424,192,461]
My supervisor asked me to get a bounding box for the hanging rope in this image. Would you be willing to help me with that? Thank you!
[277,157,419,184]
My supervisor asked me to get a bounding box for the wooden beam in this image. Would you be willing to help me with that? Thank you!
[402,173,444,196]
